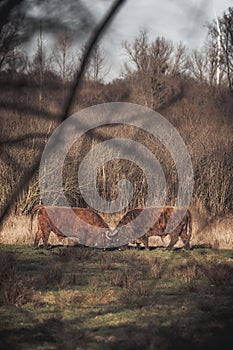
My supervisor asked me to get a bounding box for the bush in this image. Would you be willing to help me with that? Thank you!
[43,262,64,288]
[0,251,17,283]
[149,257,162,279]
[3,278,34,306]
[0,251,34,306]
[56,246,96,262]
[200,262,233,287]
[99,253,113,271]
[119,280,152,307]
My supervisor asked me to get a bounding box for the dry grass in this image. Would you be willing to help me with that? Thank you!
[108,268,142,289]
[200,262,233,287]
[0,214,67,246]
[191,213,233,249]
[0,250,17,282]
[85,277,116,305]
[36,289,84,308]
[169,257,233,294]
[55,246,96,262]
[0,250,34,306]
[170,259,200,280]
[0,215,34,245]
[169,259,202,293]
[99,253,113,271]
[43,261,64,287]
[3,278,34,306]
[1,210,233,249]
[149,257,163,279]
[119,280,152,307]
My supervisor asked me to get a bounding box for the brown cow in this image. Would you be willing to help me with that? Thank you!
[31,205,109,249]
[117,206,192,250]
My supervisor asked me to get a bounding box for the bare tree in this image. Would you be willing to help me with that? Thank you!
[188,48,209,84]
[0,16,23,71]
[187,46,225,87]
[208,7,233,91]
[123,30,150,106]
[83,44,109,83]
[30,23,52,109]
[123,30,186,109]
[52,31,77,100]
[170,42,187,76]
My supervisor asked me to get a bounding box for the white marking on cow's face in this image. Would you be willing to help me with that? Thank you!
[105,229,118,241]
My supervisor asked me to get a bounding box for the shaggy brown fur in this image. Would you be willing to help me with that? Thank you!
[31,205,109,249]
[117,206,192,250]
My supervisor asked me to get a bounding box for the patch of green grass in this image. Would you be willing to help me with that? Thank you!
[0,245,233,349]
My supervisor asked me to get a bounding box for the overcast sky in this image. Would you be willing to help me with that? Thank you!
[85,0,232,80]
[24,0,232,81]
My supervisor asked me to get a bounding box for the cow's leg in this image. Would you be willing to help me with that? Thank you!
[166,231,179,250]
[180,229,190,250]
[34,228,42,248]
[136,238,143,249]
[141,236,149,249]
[56,235,65,247]
[159,234,167,246]
[42,229,50,249]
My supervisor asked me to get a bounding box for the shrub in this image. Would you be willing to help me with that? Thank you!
[3,278,34,306]
[56,246,96,262]
[99,253,113,271]
[0,251,34,306]
[86,277,115,304]
[149,257,162,279]
[119,280,152,307]
[0,251,17,283]
[170,260,201,281]
[43,262,64,288]
[200,262,233,287]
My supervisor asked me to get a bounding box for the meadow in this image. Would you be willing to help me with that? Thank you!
[0,244,232,350]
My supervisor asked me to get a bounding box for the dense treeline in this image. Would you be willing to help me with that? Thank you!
[0,6,232,220]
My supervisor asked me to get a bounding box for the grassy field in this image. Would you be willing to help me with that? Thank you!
[0,245,233,350]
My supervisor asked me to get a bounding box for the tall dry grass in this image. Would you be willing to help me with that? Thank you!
[0,214,64,246]
[1,210,232,249]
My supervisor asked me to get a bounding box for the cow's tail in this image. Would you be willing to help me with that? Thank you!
[187,209,192,248]
[30,204,44,235]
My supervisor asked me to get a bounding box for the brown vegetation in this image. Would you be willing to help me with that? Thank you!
[0,251,34,306]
